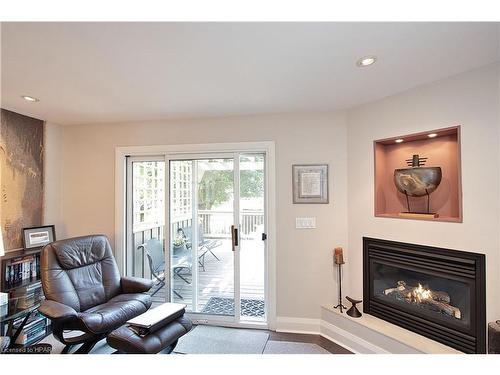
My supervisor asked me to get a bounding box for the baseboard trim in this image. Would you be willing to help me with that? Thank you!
[275,316,389,354]
[275,316,321,335]
[320,319,388,354]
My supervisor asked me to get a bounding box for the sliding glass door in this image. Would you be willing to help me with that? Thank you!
[169,158,235,316]
[168,153,266,324]
[124,151,268,325]
[238,154,265,320]
[125,156,168,303]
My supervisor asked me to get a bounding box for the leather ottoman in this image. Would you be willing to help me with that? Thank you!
[107,315,192,354]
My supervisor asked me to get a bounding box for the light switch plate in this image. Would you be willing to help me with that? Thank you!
[296,217,316,229]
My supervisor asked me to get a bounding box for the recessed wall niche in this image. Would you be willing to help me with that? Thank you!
[374,126,462,222]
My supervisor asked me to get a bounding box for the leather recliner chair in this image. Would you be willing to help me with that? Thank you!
[39,235,153,353]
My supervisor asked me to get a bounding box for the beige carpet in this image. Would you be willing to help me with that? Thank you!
[174,325,269,354]
[41,326,331,354]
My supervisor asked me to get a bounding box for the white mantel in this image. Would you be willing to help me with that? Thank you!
[320,305,462,354]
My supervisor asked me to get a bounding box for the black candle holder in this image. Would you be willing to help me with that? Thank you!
[333,262,348,313]
[346,296,362,318]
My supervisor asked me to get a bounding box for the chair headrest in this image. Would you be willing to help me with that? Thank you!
[49,235,111,270]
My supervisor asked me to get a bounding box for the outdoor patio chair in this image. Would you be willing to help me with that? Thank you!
[181,225,222,271]
[139,238,191,300]
[138,239,166,298]
[137,238,192,299]
[171,237,193,300]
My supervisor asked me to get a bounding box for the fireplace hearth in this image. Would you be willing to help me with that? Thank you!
[363,237,486,353]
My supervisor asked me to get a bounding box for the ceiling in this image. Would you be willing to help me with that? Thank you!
[1,22,499,125]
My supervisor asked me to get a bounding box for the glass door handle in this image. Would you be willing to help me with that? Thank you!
[231,225,239,251]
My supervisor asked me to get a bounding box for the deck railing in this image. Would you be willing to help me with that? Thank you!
[198,210,264,239]
[130,210,264,279]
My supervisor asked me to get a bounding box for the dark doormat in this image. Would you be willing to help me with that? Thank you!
[201,297,265,317]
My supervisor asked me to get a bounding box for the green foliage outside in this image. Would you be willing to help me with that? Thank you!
[197,162,263,210]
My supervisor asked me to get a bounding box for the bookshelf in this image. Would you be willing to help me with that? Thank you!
[1,248,52,347]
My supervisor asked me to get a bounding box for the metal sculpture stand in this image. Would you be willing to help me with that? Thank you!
[404,188,431,214]
[333,263,348,313]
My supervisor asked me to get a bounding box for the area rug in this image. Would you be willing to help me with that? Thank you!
[174,325,269,354]
[263,341,331,354]
[201,297,265,317]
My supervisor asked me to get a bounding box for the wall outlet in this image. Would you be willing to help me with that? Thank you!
[295,217,316,229]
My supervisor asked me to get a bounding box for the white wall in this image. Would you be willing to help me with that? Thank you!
[58,112,349,320]
[346,63,500,322]
[44,122,64,232]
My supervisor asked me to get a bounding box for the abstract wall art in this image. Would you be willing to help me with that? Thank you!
[0,109,44,252]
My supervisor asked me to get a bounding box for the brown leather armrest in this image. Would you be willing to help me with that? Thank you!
[39,300,78,321]
[121,276,153,294]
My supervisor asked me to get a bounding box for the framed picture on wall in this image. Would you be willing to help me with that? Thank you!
[22,225,56,249]
[292,164,329,204]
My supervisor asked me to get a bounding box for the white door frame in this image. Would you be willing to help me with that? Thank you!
[125,155,165,278]
[115,141,276,330]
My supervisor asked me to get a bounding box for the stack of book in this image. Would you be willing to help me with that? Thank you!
[0,292,7,306]
[11,281,43,309]
[0,249,51,348]
[8,311,50,345]
[4,254,40,286]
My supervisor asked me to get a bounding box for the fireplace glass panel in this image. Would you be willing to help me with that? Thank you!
[372,262,471,329]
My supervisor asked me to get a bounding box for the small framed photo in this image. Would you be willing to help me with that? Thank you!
[22,225,56,249]
[292,164,329,204]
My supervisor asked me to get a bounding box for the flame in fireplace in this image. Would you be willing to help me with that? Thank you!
[411,283,432,303]
[384,281,462,320]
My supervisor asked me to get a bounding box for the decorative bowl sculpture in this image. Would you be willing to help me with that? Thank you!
[393,154,442,216]
[394,167,442,197]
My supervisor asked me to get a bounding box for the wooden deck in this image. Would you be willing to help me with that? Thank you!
[150,239,265,318]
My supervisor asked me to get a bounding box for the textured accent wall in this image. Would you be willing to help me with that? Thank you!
[0,109,44,251]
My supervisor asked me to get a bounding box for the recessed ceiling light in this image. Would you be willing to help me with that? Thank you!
[395,139,404,143]
[356,56,377,67]
[428,133,438,138]
[21,95,39,102]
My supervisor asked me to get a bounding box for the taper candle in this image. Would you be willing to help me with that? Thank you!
[334,247,344,265]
